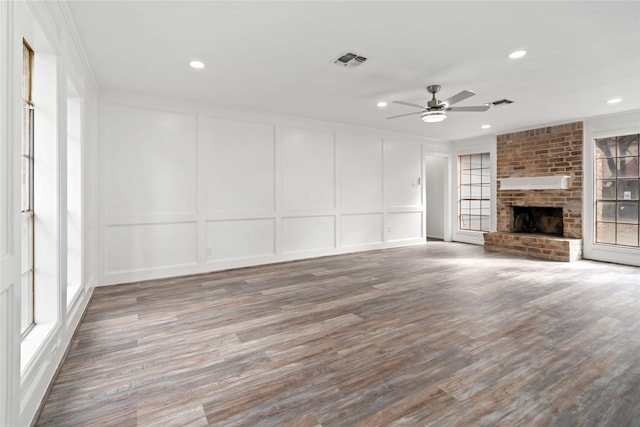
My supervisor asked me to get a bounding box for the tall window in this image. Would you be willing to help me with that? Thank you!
[595,134,639,247]
[21,40,35,335]
[459,153,490,231]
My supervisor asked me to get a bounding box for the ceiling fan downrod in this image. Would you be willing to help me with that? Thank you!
[426,85,442,109]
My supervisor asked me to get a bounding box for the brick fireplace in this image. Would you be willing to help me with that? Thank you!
[484,122,583,261]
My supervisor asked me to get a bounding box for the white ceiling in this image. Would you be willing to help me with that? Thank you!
[67,1,640,141]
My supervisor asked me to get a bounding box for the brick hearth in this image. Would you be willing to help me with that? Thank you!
[484,122,583,261]
[484,233,582,262]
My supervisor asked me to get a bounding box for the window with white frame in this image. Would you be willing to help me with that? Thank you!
[21,39,35,335]
[459,153,490,232]
[594,134,639,247]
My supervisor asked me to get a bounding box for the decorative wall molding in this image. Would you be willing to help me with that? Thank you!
[98,92,445,285]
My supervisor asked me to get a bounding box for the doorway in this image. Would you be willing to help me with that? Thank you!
[425,155,448,241]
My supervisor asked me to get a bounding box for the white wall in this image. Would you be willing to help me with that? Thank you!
[583,109,640,266]
[0,1,98,425]
[99,92,449,285]
[450,135,497,245]
[66,93,83,302]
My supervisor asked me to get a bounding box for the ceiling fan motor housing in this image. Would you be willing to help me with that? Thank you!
[426,85,442,108]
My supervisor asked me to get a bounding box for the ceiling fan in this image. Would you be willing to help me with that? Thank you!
[387,85,490,123]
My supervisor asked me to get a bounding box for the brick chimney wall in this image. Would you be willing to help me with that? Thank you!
[496,122,583,239]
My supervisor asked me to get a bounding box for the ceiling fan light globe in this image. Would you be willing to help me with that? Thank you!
[421,111,447,123]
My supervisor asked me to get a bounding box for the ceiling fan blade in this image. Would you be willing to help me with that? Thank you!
[446,105,490,112]
[386,111,423,120]
[392,100,425,109]
[442,90,476,106]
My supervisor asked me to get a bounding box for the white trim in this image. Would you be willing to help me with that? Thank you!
[58,2,98,91]
[450,135,497,245]
[0,256,17,294]
[99,239,427,286]
[585,245,640,267]
[0,1,19,425]
[106,213,199,225]
[583,109,640,267]
[101,90,448,148]
[19,322,56,375]
[452,230,487,246]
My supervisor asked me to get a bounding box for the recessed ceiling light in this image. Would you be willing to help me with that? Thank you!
[607,98,622,104]
[481,124,491,129]
[189,60,205,69]
[508,50,527,59]
[377,101,388,108]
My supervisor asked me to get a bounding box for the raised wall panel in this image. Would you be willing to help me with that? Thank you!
[337,134,383,209]
[282,216,335,253]
[281,127,334,211]
[384,140,422,208]
[98,94,443,287]
[387,212,423,242]
[340,214,383,247]
[200,117,275,212]
[207,218,275,260]
[105,222,197,273]
[104,105,197,216]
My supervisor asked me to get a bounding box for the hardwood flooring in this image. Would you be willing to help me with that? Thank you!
[36,243,640,426]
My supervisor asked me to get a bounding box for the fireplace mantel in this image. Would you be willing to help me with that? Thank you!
[499,175,570,191]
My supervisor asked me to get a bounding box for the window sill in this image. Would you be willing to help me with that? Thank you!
[20,322,56,375]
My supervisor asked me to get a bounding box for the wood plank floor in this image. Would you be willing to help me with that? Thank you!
[37,243,640,426]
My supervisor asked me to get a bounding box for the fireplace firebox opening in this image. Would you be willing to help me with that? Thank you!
[512,206,563,236]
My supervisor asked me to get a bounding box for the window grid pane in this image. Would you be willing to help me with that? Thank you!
[594,134,640,248]
[459,153,490,232]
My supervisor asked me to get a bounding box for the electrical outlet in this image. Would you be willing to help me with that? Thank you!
[388,226,392,233]
[207,248,213,256]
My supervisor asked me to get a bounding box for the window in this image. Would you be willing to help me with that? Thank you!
[595,134,639,247]
[459,153,490,231]
[21,40,35,335]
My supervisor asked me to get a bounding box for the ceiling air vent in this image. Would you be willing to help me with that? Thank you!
[488,99,514,107]
[332,51,367,68]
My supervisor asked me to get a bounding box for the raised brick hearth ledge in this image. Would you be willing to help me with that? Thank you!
[484,232,582,262]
